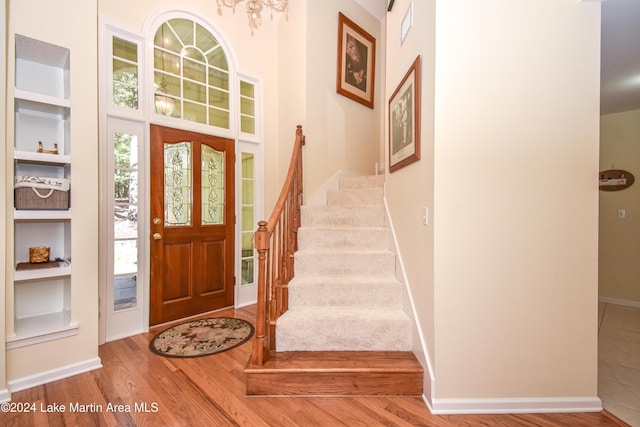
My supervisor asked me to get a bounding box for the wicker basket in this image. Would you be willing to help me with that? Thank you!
[29,246,50,263]
[14,176,70,210]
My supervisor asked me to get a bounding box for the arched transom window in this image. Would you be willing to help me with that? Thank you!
[153,19,230,128]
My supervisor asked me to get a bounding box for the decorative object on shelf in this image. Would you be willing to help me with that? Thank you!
[29,246,50,263]
[16,260,61,270]
[336,12,376,109]
[149,317,254,358]
[37,140,59,155]
[14,176,70,210]
[599,169,635,191]
[216,0,288,32]
[389,55,421,173]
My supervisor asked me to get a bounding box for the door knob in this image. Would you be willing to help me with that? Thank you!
[153,217,162,225]
[153,233,162,240]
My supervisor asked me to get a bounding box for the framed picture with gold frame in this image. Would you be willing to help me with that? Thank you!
[336,12,376,109]
[389,55,421,173]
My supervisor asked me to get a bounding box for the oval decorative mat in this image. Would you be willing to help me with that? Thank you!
[149,317,254,358]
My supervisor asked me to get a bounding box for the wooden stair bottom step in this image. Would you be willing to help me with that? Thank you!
[244,351,423,396]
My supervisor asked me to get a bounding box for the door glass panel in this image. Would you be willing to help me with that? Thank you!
[241,152,256,285]
[164,142,192,226]
[202,145,224,225]
[113,132,139,311]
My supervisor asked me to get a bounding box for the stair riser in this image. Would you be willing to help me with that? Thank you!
[326,188,383,207]
[246,371,423,396]
[295,252,395,277]
[277,316,412,352]
[339,175,385,189]
[301,206,385,227]
[288,282,403,308]
[298,228,388,250]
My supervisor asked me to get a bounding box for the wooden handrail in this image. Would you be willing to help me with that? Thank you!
[250,125,305,366]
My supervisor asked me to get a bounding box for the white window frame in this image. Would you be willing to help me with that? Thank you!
[99,12,264,342]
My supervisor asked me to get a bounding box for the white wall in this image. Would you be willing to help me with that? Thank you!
[432,0,601,400]
[6,0,100,381]
[599,109,640,304]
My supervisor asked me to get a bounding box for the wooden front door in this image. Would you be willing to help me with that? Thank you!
[150,125,235,325]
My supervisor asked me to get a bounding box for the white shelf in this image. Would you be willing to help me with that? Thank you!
[14,208,72,221]
[15,88,70,109]
[14,149,70,165]
[6,311,78,350]
[14,264,71,282]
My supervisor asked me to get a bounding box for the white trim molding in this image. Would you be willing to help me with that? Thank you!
[431,397,602,415]
[382,188,436,407]
[7,357,102,393]
[0,389,10,403]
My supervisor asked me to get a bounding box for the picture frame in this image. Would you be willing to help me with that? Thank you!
[336,12,376,109]
[389,55,421,173]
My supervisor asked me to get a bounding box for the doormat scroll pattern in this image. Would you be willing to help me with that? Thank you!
[149,317,254,358]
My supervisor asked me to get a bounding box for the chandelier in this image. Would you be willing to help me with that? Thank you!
[216,0,288,31]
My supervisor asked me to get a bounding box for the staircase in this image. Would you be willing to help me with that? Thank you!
[245,175,422,396]
[277,174,412,351]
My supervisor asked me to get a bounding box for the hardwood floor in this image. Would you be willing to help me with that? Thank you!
[1,305,628,426]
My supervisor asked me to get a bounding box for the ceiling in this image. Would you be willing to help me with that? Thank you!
[355,0,640,115]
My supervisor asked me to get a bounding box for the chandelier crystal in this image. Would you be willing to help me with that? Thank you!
[216,0,288,32]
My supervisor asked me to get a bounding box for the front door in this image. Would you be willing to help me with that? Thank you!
[150,125,235,325]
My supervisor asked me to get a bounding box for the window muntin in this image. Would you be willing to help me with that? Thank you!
[112,37,139,109]
[153,19,230,128]
[241,152,255,285]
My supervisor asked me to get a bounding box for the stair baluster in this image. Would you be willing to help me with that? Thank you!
[251,125,305,366]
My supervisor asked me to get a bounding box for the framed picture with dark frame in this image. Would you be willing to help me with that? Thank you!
[389,55,421,173]
[336,12,376,109]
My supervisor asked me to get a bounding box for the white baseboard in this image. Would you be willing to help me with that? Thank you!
[0,388,11,403]
[430,396,602,414]
[382,191,436,407]
[599,296,640,309]
[8,357,103,393]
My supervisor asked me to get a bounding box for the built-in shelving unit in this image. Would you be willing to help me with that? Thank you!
[9,34,76,349]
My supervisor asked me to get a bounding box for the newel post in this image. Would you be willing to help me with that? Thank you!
[251,220,269,365]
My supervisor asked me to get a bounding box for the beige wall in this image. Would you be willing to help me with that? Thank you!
[384,0,436,396]
[433,0,601,398]
[599,109,640,304]
[6,0,99,380]
[386,0,601,402]
[280,0,383,198]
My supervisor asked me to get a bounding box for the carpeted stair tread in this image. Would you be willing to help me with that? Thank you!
[288,276,403,308]
[276,307,412,351]
[298,226,389,250]
[295,249,396,277]
[339,175,385,189]
[301,205,385,227]
[326,187,384,207]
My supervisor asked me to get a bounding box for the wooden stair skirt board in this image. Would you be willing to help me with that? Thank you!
[245,351,423,396]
